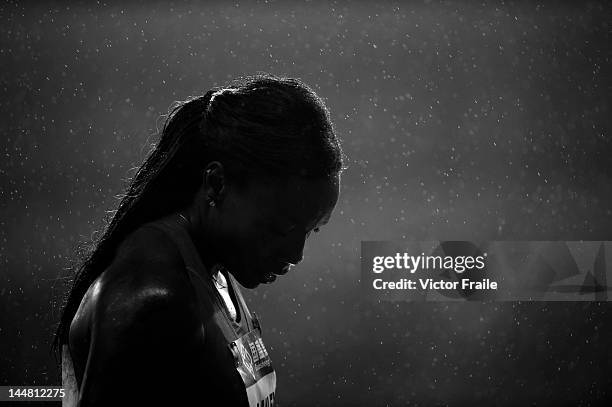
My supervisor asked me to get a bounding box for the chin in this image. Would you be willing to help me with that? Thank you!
[230,270,261,289]
[237,279,260,289]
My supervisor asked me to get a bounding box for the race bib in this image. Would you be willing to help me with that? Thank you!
[229,330,276,407]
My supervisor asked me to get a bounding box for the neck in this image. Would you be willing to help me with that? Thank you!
[174,210,219,276]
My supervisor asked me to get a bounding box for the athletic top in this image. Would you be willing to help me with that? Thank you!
[62,216,276,406]
[212,268,238,320]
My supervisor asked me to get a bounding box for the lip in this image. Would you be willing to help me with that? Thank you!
[261,263,293,284]
[276,263,293,275]
[262,273,277,284]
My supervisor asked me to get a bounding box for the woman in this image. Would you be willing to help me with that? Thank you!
[54,74,343,406]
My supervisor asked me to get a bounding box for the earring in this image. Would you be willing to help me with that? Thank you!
[208,198,216,207]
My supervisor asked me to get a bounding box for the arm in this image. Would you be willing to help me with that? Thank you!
[76,259,204,407]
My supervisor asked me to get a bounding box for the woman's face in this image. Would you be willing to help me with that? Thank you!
[211,173,340,288]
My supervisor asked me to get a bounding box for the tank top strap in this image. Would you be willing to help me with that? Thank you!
[146,217,210,279]
[141,216,241,339]
[227,273,254,332]
[144,218,236,338]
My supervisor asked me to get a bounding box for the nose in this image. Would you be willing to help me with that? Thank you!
[288,253,303,266]
[284,232,306,265]
[286,245,304,265]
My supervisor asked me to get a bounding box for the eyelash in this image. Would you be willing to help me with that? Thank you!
[272,224,321,237]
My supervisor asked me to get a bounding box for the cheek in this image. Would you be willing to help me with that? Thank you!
[249,232,277,262]
[230,219,275,262]
[222,194,279,262]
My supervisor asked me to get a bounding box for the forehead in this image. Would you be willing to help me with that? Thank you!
[250,175,339,225]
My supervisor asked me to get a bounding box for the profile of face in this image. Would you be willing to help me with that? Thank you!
[197,164,340,288]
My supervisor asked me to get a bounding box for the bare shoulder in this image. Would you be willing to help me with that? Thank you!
[69,224,201,374]
[69,227,205,406]
[68,225,206,405]
[95,224,197,320]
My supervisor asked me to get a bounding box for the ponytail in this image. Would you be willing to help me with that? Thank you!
[53,91,215,355]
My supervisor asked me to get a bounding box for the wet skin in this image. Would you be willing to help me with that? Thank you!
[68,166,339,406]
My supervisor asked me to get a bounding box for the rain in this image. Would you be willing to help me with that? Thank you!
[1,1,611,405]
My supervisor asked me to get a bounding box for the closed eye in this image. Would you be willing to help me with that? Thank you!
[271,223,296,237]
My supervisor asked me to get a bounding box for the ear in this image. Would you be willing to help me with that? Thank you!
[203,161,226,204]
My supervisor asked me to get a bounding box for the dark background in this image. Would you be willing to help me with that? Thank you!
[1,1,611,405]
